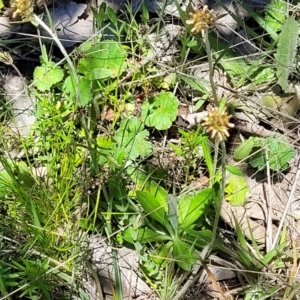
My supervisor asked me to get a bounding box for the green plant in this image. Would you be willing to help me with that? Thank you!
[121,183,219,274]
[114,117,152,160]
[244,284,281,299]
[0,262,19,298]
[169,128,206,163]
[169,127,215,185]
[230,214,289,297]
[33,45,64,92]
[77,41,127,80]
[141,92,179,130]
[10,259,53,299]
[224,166,249,206]
[0,18,96,298]
[275,16,298,92]
[1,0,299,297]
[233,136,295,171]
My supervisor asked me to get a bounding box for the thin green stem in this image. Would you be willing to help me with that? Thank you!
[33,15,78,99]
[204,29,218,106]
[205,139,226,259]
[102,185,123,300]
[33,14,99,173]
[212,139,219,183]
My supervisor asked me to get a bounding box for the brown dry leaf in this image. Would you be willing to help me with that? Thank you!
[179,111,208,128]
[178,105,188,115]
[101,105,114,121]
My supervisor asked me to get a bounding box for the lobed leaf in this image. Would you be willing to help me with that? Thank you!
[267,138,295,171]
[33,61,63,92]
[114,117,152,160]
[62,75,92,106]
[77,41,127,79]
[141,92,179,130]
[225,173,249,206]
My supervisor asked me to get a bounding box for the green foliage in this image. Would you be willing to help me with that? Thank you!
[63,75,92,106]
[225,172,249,206]
[12,259,53,299]
[208,35,249,84]
[3,0,299,297]
[114,117,152,160]
[234,136,295,171]
[233,213,288,268]
[275,16,298,92]
[33,44,64,92]
[172,238,196,270]
[141,92,179,130]
[136,190,170,230]
[169,128,206,157]
[264,0,287,32]
[179,73,210,96]
[225,165,243,176]
[0,263,19,296]
[228,213,289,297]
[122,185,214,272]
[33,60,63,92]
[128,166,168,196]
[241,5,279,46]
[178,189,211,228]
[0,257,61,299]
[244,285,280,300]
[77,41,127,79]
[169,128,213,181]
[237,62,275,89]
[95,117,153,167]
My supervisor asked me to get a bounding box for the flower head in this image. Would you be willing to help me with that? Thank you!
[186,5,215,34]
[201,106,234,141]
[11,0,34,20]
[0,50,13,65]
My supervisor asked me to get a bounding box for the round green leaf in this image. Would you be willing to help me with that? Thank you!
[33,61,63,91]
[141,92,179,130]
[225,174,249,206]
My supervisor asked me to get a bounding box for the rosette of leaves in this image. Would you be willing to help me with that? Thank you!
[121,183,219,272]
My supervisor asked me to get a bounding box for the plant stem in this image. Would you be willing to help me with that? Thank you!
[211,140,226,246]
[204,29,218,106]
[102,185,123,300]
[33,14,99,173]
[212,139,219,184]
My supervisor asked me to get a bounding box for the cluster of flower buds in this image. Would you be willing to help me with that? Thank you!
[186,5,216,34]
[201,106,234,141]
[12,0,34,20]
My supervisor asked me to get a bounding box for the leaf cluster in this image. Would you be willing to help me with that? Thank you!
[234,136,295,171]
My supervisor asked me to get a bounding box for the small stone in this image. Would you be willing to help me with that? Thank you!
[4,75,36,137]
